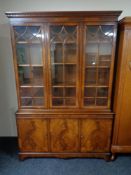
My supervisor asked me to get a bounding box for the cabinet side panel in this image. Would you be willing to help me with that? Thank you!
[112,29,128,144]
[116,31,131,145]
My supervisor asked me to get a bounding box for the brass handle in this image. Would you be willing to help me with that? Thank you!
[129,61,131,70]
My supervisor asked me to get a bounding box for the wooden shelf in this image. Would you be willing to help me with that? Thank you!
[51,41,76,44]
[85,66,110,68]
[16,41,41,44]
[84,85,109,88]
[18,64,43,67]
[20,85,44,88]
[87,40,112,44]
[52,63,76,65]
[21,97,43,99]
[52,97,75,99]
[84,97,108,99]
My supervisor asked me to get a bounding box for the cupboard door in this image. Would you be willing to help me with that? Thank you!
[81,119,112,152]
[83,25,115,108]
[13,25,46,108]
[49,25,79,107]
[17,118,48,152]
[50,119,79,152]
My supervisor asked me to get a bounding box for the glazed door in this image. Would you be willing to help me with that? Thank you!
[48,24,80,108]
[13,25,47,108]
[83,24,116,108]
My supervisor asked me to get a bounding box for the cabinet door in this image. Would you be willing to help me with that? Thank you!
[17,118,48,152]
[83,25,115,108]
[81,119,112,152]
[50,119,79,152]
[49,25,79,107]
[13,25,46,108]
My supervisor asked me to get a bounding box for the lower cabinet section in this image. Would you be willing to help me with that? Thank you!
[17,115,113,158]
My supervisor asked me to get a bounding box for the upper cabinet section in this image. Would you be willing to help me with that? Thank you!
[6,11,121,110]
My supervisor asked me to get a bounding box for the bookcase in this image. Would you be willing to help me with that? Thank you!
[6,11,121,160]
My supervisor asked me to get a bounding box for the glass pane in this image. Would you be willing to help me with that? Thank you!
[65,65,76,85]
[32,87,44,97]
[16,44,42,65]
[64,44,77,63]
[52,98,63,106]
[51,43,63,63]
[84,98,95,106]
[86,53,97,66]
[14,26,41,43]
[97,88,108,97]
[96,98,108,106]
[32,67,43,86]
[33,98,44,106]
[16,44,29,64]
[85,68,96,85]
[20,87,32,97]
[21,98,33,106]
[52,65,64,85]
[98,68,110,85]
[99,55,111,66]
[30,45,42,64]
[52,88,64,97]
[84,87,96,97]
[65,88,76,97]
[18,67,31,85]
[65,98,76,106]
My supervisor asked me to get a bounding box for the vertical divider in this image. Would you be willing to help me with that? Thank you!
[80,23,85,108]
[63,28,65,106]
[95,27,100,106]
[28,40,33,106]
[76,25,80,108]
[43,23,51,108]
[41,24,47,108]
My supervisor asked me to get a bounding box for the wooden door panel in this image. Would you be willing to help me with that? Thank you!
[81,119,112,152]
[117,32,131,145]
[17,118,48,152]
[50,119,79,152]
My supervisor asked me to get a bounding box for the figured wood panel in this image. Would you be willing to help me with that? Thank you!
[81,119,112,152]
[17,118,48,152]
[117,31,131,145]
[50,119,79,152]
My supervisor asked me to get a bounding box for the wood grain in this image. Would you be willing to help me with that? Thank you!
[17,118,48,152]
[50,119,79,152]
[81,119,112,152]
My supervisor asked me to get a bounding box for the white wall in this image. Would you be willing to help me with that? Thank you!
[0,0,131,136]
